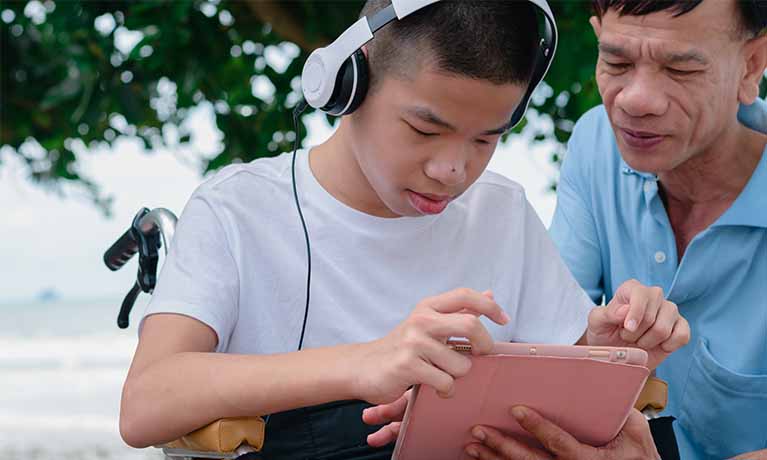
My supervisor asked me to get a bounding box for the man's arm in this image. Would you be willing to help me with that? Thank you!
[729,449,767,460]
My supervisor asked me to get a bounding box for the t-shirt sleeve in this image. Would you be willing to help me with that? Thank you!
[511,198,594,345]
[140,190,239,352]
[549,120,606,305]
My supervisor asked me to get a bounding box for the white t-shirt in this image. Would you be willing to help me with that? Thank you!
[143,150,593,354]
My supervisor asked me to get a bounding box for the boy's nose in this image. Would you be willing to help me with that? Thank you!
[425,156,467,187]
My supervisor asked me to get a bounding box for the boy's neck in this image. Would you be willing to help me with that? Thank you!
[309,121,400,218]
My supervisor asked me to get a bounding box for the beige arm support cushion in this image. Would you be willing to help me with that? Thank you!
[159,416,266,453]
[633,376,668,412]
[156,378,665,454]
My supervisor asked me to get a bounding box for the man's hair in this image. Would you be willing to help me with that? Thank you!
[592,0,767,38]
[359,0,539,92]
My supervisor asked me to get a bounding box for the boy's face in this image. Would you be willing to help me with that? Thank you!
[346,65,527,218]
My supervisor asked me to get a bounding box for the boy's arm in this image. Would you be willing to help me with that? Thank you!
[120,313,361,448]
[120,289,510,449]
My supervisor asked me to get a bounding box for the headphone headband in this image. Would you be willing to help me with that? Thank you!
[302,0,558,125]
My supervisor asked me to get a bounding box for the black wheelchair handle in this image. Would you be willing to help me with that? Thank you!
[117,282,142,329]
[104,227,139,271]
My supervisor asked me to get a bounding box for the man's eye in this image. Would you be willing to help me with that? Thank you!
[603,60,631,71]
[667,67,699,77]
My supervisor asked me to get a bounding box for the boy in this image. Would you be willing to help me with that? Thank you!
[120,2,689,458]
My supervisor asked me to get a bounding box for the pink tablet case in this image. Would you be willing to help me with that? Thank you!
[392,344,650,460]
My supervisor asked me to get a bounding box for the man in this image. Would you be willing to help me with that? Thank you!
[551,1,767,458]
[119,1,688,459]
[437,0,767,459]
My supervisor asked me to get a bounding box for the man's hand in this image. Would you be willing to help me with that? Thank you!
[464,407,659,460]
[351,288,507,406]
[362,389,411,447]
[729,449,767,459]
[586,279,690,369]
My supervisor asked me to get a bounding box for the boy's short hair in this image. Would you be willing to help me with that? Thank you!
[592,0,767,39]
[359,0,539,92]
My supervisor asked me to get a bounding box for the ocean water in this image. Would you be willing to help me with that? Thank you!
[0,297,163,459]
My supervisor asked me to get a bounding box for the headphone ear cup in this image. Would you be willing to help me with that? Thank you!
[322,49,369,116]
[343,50,369,115]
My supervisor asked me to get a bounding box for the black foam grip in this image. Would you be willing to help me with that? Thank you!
[103,228,138,271]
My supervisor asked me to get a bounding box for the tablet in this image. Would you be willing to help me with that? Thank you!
[392,342,649,460]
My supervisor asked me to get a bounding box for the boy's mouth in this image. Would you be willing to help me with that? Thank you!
[407,190,451,215]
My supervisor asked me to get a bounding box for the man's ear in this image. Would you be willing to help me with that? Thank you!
[589,16,602,39]
[361,45,369,59]
[738,34,767,105]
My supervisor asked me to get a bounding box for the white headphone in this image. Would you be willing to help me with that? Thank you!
[300,0,558,127]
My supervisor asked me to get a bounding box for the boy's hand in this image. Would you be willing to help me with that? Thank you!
[351,288,508,406]
[586,279,690,370]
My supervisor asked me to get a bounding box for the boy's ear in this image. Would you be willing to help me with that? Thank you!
[738,34,767,105]
[361,45,369,59]
[589,16,602,39]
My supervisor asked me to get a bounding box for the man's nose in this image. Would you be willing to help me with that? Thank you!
[615,70,669,118]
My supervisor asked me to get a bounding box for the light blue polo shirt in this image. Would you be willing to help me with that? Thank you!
[550,101,767,459]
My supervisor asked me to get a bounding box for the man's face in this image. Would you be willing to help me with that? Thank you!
[346,66,526,218]
[592,0,754,173]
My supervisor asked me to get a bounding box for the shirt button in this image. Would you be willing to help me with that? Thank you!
[654,251,667,263]
[644,182,654,193]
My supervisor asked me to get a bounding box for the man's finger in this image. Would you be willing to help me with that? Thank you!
[427,288,509,326]
[587,303,629,335]
[362,392,410,425]
[622,285,655,334]
[511,406,584,456]
[636,300,677,349]
[468,424,550,460]
[622,286,664,342]
[366,422,401,447]
[660,315,691,353]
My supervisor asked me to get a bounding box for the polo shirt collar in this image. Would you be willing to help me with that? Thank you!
[714,145,767,228]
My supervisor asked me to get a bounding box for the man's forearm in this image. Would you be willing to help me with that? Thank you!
[120,343,363,448]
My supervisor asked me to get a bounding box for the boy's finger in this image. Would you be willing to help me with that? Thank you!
[413,360,455,398]
[422,336,474,377]
[428,313,495,355]
[428,288,509,325]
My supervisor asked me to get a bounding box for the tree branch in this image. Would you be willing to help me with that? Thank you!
[242,1,328,51]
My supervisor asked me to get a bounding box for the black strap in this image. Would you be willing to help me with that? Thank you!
[259,400,395,460]
[649,416,680,460]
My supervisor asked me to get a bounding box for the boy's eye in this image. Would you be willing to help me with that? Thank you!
[407,123,437,137]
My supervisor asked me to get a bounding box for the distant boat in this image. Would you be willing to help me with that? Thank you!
[36,288,61,303]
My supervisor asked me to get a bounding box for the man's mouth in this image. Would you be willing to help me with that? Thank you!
[619,127,666,150]
[407,190,452,215]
